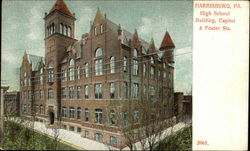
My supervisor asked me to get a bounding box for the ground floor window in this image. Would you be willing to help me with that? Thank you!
[110,136,117,146]
[85,130,90,138]
[69,126,75,131]
[94,133,103,142]
[77,127,82,133]
[63,125,67,130]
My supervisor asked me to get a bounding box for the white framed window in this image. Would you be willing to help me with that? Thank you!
[133,60,139,75]
[85,63,89,77]
[48,69,54,82]
[95,84,103,99]
[69,107,75,118]
[123,57,127,71]
[77,107,82,119]
[77,66,81,79]
[77,86,82,99]
[85,108,90,121]
[62,107,67,117]
[85,85,89,99]
[95,109,103,124]
[69,59,75,81]
[110,56,115,73]
[95,48,103,75]
[110,83,115,99]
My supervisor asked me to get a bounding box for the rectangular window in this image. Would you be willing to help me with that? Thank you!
[69,126,75,131]
[77,66,81,79]
[133,60,139,75]
[143,63,146,77]
[69,107,75,118]
[85,130,90,138]
[95,84,103,99]
[77,127,82,133]
[48,69,54,82]
[62,107,67,118]
[85,85,89,99]
[85,108,90,122]
[151,66,155,79]
[95,59,103,75]
[48,89,54,99]
[95,109,103,124]
[94,133,103,142]
[124,82,128,99]
[61,70,67,82]
[109,110,116,125]
[123,111,128,126]
[63,125,67,130]
[110,136,117,146]
[110,83,115,99]
[61,87,67,99]
[69,87,74,99]
[77,86,82,99]
[133,83,139,99]
[39,90,43,99]
[77,107,82,119]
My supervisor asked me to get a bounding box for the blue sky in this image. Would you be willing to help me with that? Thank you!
[1,0,193,93]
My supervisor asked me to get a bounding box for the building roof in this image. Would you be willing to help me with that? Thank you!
[49,0,74,17]
[160,31,175,49]
[27,54,44,71]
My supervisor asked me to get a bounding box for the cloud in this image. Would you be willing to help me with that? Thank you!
[27,6,43,40]
[2,49,19,64]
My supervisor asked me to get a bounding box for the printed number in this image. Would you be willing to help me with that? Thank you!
[197,140,208,145]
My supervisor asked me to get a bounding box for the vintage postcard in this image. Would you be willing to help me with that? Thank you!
[1,0,248,150]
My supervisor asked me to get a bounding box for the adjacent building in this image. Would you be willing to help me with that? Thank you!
[19,0,175,148]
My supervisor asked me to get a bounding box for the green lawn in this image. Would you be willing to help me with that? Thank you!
[3,121,78,150]
[155,126,192,151]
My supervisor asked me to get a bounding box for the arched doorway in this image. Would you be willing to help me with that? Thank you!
[49,112,55,125]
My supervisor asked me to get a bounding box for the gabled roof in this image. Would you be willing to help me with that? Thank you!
[27,54,44,71]
[160,31,175,50]
[49,0,73,17]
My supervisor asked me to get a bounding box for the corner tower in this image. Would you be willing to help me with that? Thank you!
[43,0,77,126]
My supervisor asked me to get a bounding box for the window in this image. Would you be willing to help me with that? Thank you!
[24,72,27,86]
[95,84,103,99]
[77,86,82,99]
[134,110,140,123]
[61,69,67,82]
[94,26,97,36]
[39,90,43,99]
[40,105,44,114]
[158,69,161,78]
[77,66,81,79]
[124,82,128,99]
[85,130,90,138]
[95,48,103,75]
[150,57,154,64]
[163,63,167,79]
[51,23,55,34]
[100,24,104,33]
[85,63,89,77]
[63,125,67,130]
[69,87,74,99]
[133,83,139,99]
[48,89,54,99]
[40,68,44,84]
[123,57,127,71]
[69,59,75,81]
[77,107,82,120]
[77,127,82,133]
[110,83,115,99]
[69,126,75,131]
[60,23,63,34]
[123,111,128,126]
[133,48,138,57]
[69,107,75,118]
[85,85,89,99]
[85,108,90,121]
[143,85,147,99]
[94,133,103,142]
[110,56,115,73]
[68,26,71,37]
[151,66,155,79]
[110,136,117,146]
[133,60,139,75]
[62,107,67,118]
[95,109,103,124]
[61,87,67,99]
[48,69,54,82]
[109,109,116,125]
[143,63,146,77]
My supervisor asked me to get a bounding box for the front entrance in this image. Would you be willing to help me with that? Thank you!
[49,112,55,125]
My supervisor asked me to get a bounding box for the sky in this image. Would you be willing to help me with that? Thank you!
[1,0,193,93]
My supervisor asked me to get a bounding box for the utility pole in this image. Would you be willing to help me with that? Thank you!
[0,85,9,147]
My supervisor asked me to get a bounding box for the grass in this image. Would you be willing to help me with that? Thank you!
[3,121,79,150]
[154,126,192,151]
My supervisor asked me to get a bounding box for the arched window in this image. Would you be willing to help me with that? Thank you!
[77,66,80,79]
[150,57,154,64]
[69,107,75,118]
[68,26,71,37]
[123,57,127,71]
[133,49,138,57]
[95,48,103,75]
[24,72,27,86]
[85,63,89,77]
[163,63,167,79]
[64,25,68,36]
[77,107,82,119]
[60,23,64,34]
[133,49,139,75]
[69,59,75,81]
[40,68,44,84]
[94,26,97,36]
[100,24,104,33]
[110,56,115,73]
